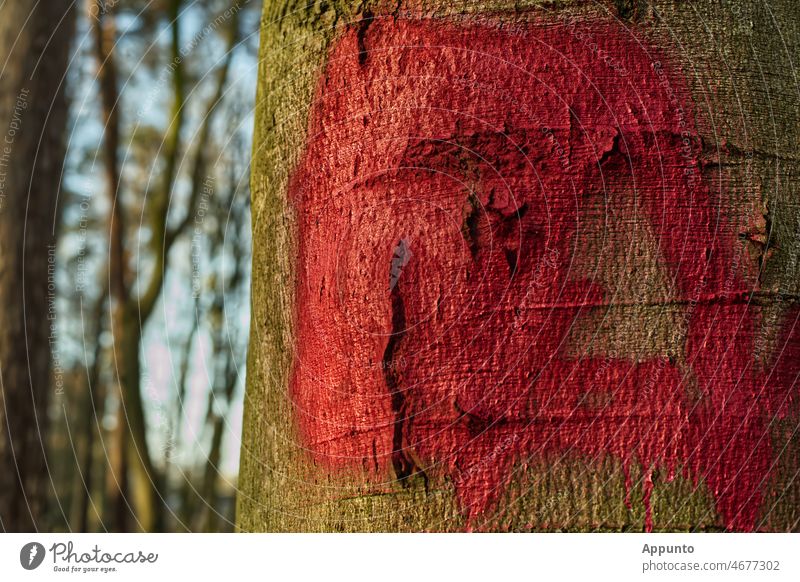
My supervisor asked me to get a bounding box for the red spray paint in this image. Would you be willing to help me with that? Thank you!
[287,17,800,530]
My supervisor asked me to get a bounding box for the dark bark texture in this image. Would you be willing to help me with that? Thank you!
[0,0,75,531]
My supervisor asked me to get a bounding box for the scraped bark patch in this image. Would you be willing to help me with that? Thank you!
[286,17,799,531]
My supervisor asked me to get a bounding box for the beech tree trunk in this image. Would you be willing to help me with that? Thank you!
[238,0,800,532]
[0,0,75,531]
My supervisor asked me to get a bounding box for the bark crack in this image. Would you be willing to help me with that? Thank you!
[462,192,481,259]
[356,9,374,66]
[383,240,427,488]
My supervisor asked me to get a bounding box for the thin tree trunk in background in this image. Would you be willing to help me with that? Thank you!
[196,314,243,532]
[89,6,139,533]
[239,0,800,532]
[0,0,75,532]
[194,410,225,532]
[104,404,131,532]
[189,163,248,532]
[69,282,108,532]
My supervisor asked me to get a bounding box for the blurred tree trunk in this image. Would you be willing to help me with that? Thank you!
[68,282,108,532]
[195,193,247,532]
[239,0,800,532]
[89,5,141,532]
[0,0,75,532]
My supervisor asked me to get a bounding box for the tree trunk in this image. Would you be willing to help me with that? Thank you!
[238,0,800,532]
[0,0,75,531]
[69,282,108,532]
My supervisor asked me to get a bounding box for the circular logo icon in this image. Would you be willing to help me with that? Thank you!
[20,542,45,570]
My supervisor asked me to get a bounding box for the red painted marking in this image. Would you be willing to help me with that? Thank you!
[287,17,799,530]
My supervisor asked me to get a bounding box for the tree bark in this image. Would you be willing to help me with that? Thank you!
[239,0,800,532]
[0,0,75,531]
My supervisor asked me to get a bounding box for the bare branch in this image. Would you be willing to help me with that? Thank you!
[137,5,240,323]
